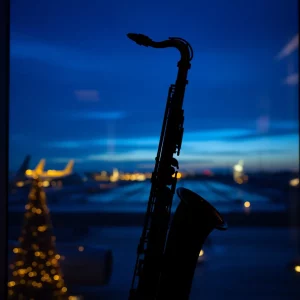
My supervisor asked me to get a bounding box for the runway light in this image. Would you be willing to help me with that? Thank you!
[244,201,251,208]
[295,265,300,273]
[199,250,204,257]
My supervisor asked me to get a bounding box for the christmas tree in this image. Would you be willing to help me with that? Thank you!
[8,177,68,300]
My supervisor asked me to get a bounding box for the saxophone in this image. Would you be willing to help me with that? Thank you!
[127,33,227,300]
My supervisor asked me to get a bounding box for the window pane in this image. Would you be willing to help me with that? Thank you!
[8,1,299,299]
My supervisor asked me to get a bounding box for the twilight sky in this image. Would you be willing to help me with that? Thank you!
[9,0,299,173]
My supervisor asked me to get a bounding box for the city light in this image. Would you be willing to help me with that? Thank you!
[289,178,299,187]
[233,160,248,184]
[295,265,300,273]
[244,201,251,208]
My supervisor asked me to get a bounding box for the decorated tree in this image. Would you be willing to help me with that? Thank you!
[8,178,68,299]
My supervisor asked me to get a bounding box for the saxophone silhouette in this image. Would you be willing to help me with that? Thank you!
[127,33,228,300]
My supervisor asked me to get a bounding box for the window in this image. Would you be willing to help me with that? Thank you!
[8,1,299,299]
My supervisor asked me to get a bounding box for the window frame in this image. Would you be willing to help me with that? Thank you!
[0,0,10,297]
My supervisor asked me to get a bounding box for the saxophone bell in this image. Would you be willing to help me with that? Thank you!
[156,187,227,300]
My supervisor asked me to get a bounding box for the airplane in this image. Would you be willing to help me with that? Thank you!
[9,156,45,194]
[9,156,45,186]
[9,155,31,185]
[25,160,75,180]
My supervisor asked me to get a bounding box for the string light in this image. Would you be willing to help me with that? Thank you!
[8,178,68,299]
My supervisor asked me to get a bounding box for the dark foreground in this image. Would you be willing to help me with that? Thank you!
[67,226,299,300]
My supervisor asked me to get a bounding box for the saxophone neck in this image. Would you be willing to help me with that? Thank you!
[127,33,193,66]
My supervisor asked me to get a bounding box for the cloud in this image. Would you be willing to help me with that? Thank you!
[186,149,287,156]
[50,157,84,163]
[65,111,127,121]
[82,147,289,163]
[10,33,105,71]
[276,34,299,60]
[74,90,100,102]
[136,162,216,170]
[283,73,299,86]
[46,120,298,150]
[46,128,253,149]
[85,150,215,163]
[225,127,298,141]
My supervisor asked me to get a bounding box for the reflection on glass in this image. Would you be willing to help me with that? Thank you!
[8,0,299,299]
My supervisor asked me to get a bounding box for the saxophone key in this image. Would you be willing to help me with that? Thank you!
[171,157,179,169]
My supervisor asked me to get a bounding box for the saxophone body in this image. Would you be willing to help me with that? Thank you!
[127,33,227,300]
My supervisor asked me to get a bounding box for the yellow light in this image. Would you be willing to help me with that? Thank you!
[234,164,243,172]
[16,261,24,266]
[32,244,39,250]
[13,271,17,276]
[244,201,251,208]
[8,281,16,287]
[18,269,26,275]
[46,261,51,266]
[26,170,33,176]
[55,254,60,259]
[25,204,30,210]
[13,248,20,254]
[199,250,204,257]
[51,258,57,265]
[290,178,299,187]
[62,287,67,293]
[78,246,84,252]
[48,250,54,255]
[32,262,37,267]
[38,225,47,232]
[36,208,42,214]
[53,275,60,280]
[16,181,25,187]
[51,269,56,274]
[29,272,34,277]
[42,181,50,187]
[295,265,300,273]
[35,251,41,257]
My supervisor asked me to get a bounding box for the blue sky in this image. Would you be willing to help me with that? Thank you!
[9,0,299,172]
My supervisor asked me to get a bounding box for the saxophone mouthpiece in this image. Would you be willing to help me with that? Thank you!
[127,33,152,46]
